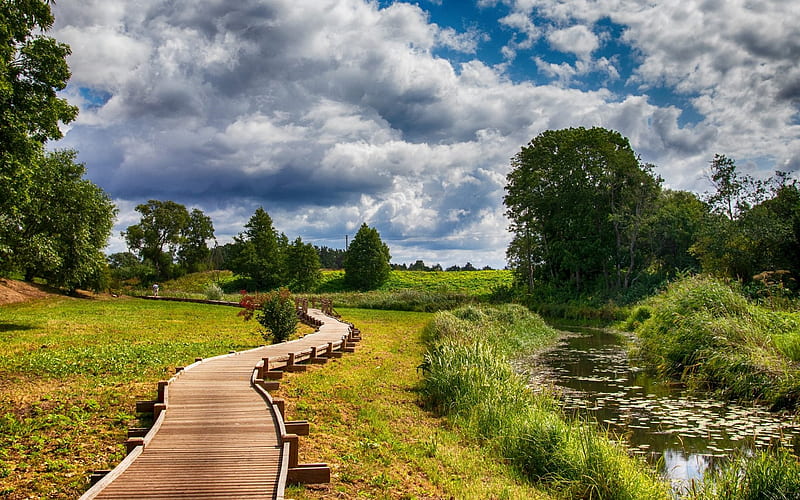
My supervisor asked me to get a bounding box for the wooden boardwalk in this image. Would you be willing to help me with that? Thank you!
[81,307,358,499]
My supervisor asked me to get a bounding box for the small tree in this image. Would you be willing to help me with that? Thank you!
[239,288,297,343]
[343,223,391,290]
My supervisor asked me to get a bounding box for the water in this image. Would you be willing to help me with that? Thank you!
[518,326,800,492]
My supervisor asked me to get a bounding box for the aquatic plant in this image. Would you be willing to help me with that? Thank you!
[420,305,671,499]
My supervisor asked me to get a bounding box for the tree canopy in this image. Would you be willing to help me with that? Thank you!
[122,200,215,280]
[228,207,287,289]
[343,223,391,290]
[505,127,661,294]
[0,2,115,290]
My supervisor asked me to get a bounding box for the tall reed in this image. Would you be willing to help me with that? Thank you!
[420,304,670,499]
[621,275,800,410]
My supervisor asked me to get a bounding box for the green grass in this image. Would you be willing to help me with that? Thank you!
[687,449,800,500]
[420,304,671,500]
[317,269,513,295]
[278,308,553,499]
[620,275,800,410]
[0,295,261,498]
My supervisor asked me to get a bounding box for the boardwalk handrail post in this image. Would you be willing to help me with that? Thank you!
[283,433,299,468]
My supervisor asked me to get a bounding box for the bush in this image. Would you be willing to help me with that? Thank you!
[239,288,297,343]
[622,275,800,409]
[203,283,224,301]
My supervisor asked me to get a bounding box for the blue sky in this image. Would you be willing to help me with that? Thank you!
[51,0,799,268]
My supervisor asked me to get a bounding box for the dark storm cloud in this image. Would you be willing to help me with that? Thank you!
[52,0,800,267]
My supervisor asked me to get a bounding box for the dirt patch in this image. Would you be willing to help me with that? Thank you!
[0,279,56,305]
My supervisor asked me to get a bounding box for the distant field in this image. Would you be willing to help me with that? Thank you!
[153,269,513,300]
[318,269,512,295]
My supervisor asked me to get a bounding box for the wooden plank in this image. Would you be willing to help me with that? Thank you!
[82,308,356,500]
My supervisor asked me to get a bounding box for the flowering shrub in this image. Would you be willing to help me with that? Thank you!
[239,288,297,343]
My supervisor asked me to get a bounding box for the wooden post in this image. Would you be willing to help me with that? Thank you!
[283,434,299,468]
[273,398,285,419]
[157,381,168,403]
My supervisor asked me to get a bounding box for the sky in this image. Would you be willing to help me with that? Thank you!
[50,0,800,269]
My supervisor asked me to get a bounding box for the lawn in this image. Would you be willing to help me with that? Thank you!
[0,294,543,499]
[0,295,261,498]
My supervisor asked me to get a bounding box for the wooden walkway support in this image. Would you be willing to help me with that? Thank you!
[81,308,360,499]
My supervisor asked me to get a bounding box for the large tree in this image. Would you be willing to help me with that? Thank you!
[178,208,216,273]
[12,150,115,290]
[123,200,191,279]
[343,223,391,290]
[504,127,661,294]
[285,237,321,292]
[229,207,287,289]
[0,1,81,274]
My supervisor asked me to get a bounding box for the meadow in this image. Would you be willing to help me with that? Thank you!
[0,292,547,499]
[0,296,271,498]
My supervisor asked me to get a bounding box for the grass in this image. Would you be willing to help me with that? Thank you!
[150,269,514,312]
[0,294,283,498]
[419,304,672,500]
[620,275,800,410]
[276,307,552,499]
[687,449,800,500]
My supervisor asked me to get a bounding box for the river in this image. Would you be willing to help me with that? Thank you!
[518,325,800,493]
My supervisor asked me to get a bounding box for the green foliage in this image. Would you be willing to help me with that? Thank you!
[688,449,800,500]
[622,275,800,409]
[3,150,116,290]
[420,305,669,499]
[505,127,661,295]
[285,237,321,292]
[178,209,215,273]
[0,1,78,253]
[123,200,191,279]
[343,223,391,290]
[239,288,297,343]
[228,207,286,290]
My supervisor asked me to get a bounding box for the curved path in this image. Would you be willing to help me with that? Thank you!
[81,308,357,500]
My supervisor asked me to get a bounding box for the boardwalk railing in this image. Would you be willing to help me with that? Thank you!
[81,305,360,499]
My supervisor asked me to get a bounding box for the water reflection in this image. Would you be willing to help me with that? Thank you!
[518,326,799,491]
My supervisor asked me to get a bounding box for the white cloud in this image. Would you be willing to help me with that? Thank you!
[547,25,599,60]
[51,0,799,268]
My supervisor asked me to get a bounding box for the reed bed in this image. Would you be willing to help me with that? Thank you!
[419,304,671,499]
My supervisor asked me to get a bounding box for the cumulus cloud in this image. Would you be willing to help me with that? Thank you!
[51,0,798,268]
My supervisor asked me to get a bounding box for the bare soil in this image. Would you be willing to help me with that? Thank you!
[0,278,57,305]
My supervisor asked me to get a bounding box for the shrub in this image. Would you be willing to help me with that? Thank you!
[239,288,297,343]
[623,275,800,409]
[203,283,224,301]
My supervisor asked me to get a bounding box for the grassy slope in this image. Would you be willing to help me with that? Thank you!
[318,269,512,294]
[0,295,295,498]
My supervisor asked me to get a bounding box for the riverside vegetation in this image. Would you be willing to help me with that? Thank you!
[3,273,799,499]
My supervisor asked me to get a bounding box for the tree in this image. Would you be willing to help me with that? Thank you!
[504,127,661,294]
[705,154,767,220]
[0,1,80,274]
[229,207,286,289]
[285,237,321,292]
[8,150,115,290]
[178,209,215,273]
[123,200,190,279]
[315,245,346,269]
[644,190,707,276]
[343,223,391,290]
